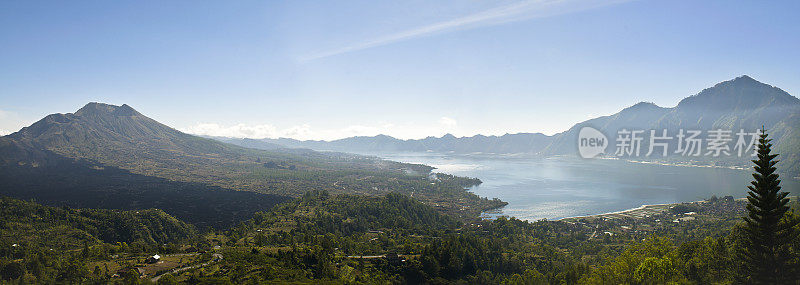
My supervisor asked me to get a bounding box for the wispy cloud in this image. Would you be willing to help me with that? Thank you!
[180,123,307,139]
[182,122,395,141]
[300,0,632,61]
[438,117,458,127]
[182,116,464,141]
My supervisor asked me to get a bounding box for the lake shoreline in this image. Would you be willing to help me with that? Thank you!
[556,200,705,221]
[367,151,798,222]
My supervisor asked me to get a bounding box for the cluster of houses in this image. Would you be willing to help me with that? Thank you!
[111,254,161,278]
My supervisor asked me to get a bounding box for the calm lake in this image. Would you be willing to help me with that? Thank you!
[366,152,800,221]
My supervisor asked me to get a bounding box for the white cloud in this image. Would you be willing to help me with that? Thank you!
[301,0,633,61]
[181,123,281,139]
[282,124,312,138]
[181,118,466,141]
[438,117,458,127]
[323,123,436,140]
[0,129,10,136]
[308,119,463,140]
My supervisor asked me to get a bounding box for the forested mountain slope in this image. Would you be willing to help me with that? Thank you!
[0,196,196,250]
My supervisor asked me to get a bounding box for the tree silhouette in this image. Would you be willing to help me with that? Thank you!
[740,127,799,284]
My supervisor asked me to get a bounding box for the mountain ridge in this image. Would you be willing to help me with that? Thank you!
[214,75,800,177]
[0,102,503,227]
[221,132,553,155]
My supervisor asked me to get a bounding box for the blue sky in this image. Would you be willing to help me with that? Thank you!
[1,0,799,140]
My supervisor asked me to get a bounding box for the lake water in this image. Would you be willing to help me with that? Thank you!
[365,152,800,221]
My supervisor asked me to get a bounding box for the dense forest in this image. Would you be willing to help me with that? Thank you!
[0,105,798,284]
[0,197,196,249]
[2,190,798,283]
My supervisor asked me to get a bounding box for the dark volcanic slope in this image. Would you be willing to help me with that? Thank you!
[2,103,301,179]
[0,103,497,226]
[0,103,298,227]
[0,103,430,194]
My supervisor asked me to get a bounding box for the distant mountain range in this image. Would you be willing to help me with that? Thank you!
[1,75,796,229]
[215,132,553,154]
[0,103,498,227]
[215,76,800,178]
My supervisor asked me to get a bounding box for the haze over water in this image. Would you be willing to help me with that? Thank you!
[366,152,800,221]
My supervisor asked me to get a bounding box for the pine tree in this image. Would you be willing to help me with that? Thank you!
[740,128,799,284]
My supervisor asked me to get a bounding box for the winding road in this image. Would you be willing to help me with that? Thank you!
[150,253,223,282]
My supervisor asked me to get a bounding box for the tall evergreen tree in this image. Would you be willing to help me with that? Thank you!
[740,128,798,284]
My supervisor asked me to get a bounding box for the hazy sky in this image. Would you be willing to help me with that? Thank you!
[1,0,799,140]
